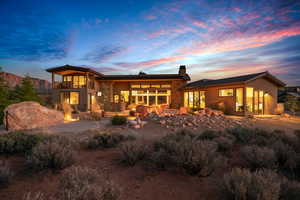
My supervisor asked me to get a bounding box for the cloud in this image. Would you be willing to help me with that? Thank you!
[82,45,128,63]
[0,12,71,61]
[114,55,184,70]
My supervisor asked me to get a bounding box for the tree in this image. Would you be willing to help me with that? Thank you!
[285,96,300,116]
[0,67,10,124]
[13,76,41,103]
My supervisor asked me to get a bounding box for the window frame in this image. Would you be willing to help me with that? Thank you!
[218,88,234,97]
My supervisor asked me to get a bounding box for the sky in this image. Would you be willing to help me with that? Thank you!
[0,0,300,85]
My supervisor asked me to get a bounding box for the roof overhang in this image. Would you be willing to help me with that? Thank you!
[46,65,103,77]
[245,72,286,87]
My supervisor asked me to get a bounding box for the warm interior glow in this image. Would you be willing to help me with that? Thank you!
[131,89,171,106]
[219,89,234,96]
[184,91,205,109]
[236,88,243,112]
[246,87,253,112]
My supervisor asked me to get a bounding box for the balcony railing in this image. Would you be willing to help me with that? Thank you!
[54,81,94,89]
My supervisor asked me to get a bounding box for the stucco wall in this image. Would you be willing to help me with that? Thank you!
[246,77,278,115]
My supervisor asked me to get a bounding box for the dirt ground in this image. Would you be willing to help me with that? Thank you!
[0,116,300,200]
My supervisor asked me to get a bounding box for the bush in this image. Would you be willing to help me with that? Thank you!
[241,145,277,170]
[0,131,46,155]
[198,130,219,140]
[213,136,234,153]
[119,142,148,166]
[281,180,300,200]
[227,127,255,144]
[22,192,46,200]
[148,149,173,170]
[0,162,13,188]
[172,140,225,176]
[86,133,135,149]
[59,166,120,200]
[269,141,297,171]
[222,168,281,200]
[91,112,101,121]
[111,116,127,125]
[26,136,76,171]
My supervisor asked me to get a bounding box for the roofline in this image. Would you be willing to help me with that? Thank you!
[245,71,286,87]
[46,65,104,77]
[96,74,190,81]
[184,81,245,89]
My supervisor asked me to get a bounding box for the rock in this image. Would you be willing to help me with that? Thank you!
[281,113,291,118]
[4,101,64,131]
[136,105,149,117]
[179,107,188,115]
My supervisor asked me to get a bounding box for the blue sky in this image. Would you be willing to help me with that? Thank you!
[1,0,300,85]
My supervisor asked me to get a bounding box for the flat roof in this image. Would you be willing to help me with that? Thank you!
[46,65,104,76]
[97,74,191,81]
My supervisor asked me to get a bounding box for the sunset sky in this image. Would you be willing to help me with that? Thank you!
[1,0,300,85]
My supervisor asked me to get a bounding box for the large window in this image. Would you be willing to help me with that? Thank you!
[236,88,244,112]
[63,75,86,88]
[131,89,170,106]
[246,87,253,112]
[219,89,234,96]
[184,91,205,109]
[61,92,79,105]
[120,91,129,103]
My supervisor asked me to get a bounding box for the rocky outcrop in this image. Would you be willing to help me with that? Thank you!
[3,101,64,131]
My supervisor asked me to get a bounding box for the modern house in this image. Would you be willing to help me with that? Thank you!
[46,65,285,115]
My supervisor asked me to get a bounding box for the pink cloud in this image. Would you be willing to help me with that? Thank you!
[179,26,300,56]
[192,20,208,29]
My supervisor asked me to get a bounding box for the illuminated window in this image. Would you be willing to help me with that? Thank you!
[259,90,264,113]
[254,91,259,112]
[131,84,140,88]
[219,89,234,96]
[120,91,129,102]
[161,84,171,88]
[141,84,150,88]
[246,87,253,112]
[236,88,244,112]
[130,89,170,106]
[63,76,72,82]
[199,91,205,108]
[184,92,188,107]
[114,95,119,103]
[61,92,79,105]
[151,84,160,88]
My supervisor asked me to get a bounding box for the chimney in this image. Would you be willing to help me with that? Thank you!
[178,65,186,75]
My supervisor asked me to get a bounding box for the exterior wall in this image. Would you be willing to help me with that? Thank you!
[246,77,278,115]
[52,88,88,111]
[97,79,187,111]
[171,80,185,109]
[185,83,245,115]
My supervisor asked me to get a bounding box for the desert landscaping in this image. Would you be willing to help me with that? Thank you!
[1,101,300,200]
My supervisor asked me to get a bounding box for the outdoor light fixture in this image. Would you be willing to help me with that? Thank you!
[97,91,102,96]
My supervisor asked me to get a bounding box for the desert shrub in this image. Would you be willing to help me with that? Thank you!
[0,131,46,155]
[26,136,76,171]
[227,127,255,144]
[269,141,297,171]
[281,180,300,200]
[111,116,127,125]
[153,129,195,153]
[241,145,277,170]
[147,149,173,170]
[0,162,13,188]
[213,136,234,153]
[294,130,300,138]
[86,133,135,149]
[59,166,120,200]
[198,130,219,140]
[172,139,225,176]
[222,168,281,200]
[119,142,148,166]
[22,192,46,200]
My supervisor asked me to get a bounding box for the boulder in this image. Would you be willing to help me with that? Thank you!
[136,105,149,117]
[179,107,188,115]
[4,101,64,131]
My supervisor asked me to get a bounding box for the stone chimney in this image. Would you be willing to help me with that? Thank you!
[178,65,186,75]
